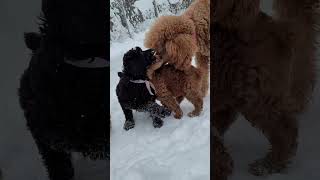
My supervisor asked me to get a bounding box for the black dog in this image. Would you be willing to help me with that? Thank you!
[18,1,109,180]
[116,47,171,130]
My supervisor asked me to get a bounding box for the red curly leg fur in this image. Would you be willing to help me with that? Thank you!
[195,52,209,97]
[152,77,183,119]
[185,90,203,117]
[213,107,238,135]
[241,108,298,175]
[158,95,183,119]
[176,96,185,104]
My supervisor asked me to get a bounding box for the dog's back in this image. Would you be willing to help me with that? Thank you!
[153,65,202,97]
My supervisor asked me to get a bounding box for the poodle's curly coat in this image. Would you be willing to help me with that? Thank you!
[213,0,319,176]
[144,0,209,96]
[147,58,203,119]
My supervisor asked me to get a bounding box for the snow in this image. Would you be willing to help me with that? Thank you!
[110,31,210,180]
[134,0,154,14]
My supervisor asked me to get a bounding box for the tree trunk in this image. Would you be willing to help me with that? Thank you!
[153,0,159,17]
[119,0,132,38]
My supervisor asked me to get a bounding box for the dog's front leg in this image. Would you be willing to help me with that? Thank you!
[158,96,183,119]
[151,116,164,128]
[145,102,171,119]
[35,140,74,180]
[120,103,135,131]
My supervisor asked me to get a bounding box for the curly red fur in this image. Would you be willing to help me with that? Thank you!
[145,0,209,96]
[213,0,319,176]
[147,59,203,119]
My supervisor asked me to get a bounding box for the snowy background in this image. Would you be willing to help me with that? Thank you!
[110,0,193,42]
[110,1,210,180]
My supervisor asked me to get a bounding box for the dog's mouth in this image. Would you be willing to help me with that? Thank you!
[148,49,160,64]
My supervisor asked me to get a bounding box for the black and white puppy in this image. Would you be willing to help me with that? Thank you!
[116,47,171,130]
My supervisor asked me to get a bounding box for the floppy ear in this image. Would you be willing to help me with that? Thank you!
[147,58,164,80]
[165,34,197,71]
[24,32,41,51]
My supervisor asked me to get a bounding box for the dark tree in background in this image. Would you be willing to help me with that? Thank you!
[153,0,159,17]
[110,0,194,41]
[123,0,144,29]
[110,0,132,38]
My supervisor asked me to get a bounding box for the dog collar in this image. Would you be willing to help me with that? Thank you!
[64,57,109,68]
[130,80,156,95]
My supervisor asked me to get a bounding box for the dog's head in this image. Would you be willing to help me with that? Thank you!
[41,0,107,59]
[144,16,197,71]
[122,47,157,79]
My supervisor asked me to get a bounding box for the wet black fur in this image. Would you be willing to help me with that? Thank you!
[116,47,171,130]
[18,1,109,179]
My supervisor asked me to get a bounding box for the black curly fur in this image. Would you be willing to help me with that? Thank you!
[116,47,171,131]
[18,1,109,179]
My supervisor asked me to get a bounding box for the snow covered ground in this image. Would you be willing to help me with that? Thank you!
[110,31,210,180]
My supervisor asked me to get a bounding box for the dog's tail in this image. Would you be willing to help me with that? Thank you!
[273,0,319,109]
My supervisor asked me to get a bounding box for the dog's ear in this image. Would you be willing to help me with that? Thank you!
[165,34,197,71]
[133,47,142,52]
[118,72,124,78]
[24,32,41,51]
[147,58,164,80]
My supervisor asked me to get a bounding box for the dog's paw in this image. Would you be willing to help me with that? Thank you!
[174,112,183,119]
[153,118,163,128]
[161,107,172,117]
[123,120,135,131]
[249,157,288,176]
[188,111,200,117]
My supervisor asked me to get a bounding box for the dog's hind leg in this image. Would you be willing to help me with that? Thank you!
[144,102,171,118]
[242,109,298,176]
[176,96,185,104]
[158,96,183,119]
[195,52,209,97]
[35,140,74,180]
[213,107,238,135]
[153,78,183,119]
[185,91,203,117]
